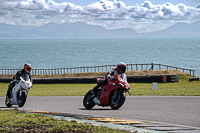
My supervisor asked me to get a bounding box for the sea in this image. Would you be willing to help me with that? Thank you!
[0,38,200,76]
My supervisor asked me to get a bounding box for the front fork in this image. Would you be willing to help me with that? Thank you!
[112,89,118,100]
[113,89,131,100]
[19,89,23,97]
[19,88,29,97]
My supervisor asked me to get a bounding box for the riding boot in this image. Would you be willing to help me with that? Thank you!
[6,84,13,98]
[6,88,12,98]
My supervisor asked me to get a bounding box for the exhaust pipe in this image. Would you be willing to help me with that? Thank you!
[93,97,100,105]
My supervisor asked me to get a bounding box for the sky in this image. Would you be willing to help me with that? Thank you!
[54,0,200,7]
[0,0,200,33]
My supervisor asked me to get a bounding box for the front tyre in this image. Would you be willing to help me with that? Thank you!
[83,90,95,109]
[18,91,27,107]
[110,91,126,110]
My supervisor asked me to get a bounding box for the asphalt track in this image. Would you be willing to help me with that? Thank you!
[0,96,200,132]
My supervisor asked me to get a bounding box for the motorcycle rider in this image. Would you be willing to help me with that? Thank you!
[6,63,32,98]
[91,62,127,95]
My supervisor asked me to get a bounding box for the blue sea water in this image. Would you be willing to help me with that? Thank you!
[0,38,199,72]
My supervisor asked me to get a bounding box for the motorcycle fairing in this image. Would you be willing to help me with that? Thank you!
[99,83,117,106]
[9,76,32,105]
[10,83,21,105]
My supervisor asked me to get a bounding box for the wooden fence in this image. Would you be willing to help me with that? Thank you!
[0,63,196,76]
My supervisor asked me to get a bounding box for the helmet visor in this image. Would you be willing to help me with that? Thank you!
[118,65,126,73]
[27,66,31,72]
[25,65,32,72]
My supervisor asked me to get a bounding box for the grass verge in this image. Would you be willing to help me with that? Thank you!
[0,74,199,96]
[0,110,129,133]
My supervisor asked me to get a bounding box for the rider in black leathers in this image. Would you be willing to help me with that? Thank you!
[6,63,32,98]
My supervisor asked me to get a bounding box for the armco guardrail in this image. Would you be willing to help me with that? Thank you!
[0,63,195,76]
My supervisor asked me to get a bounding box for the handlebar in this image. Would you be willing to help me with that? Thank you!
[109,75,130,90]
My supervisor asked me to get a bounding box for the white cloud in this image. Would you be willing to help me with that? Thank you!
[0,0,200,32]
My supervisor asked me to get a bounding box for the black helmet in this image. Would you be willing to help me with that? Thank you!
[117,62,126,73]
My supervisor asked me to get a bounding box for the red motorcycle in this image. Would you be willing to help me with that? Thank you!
[83,75,131,110]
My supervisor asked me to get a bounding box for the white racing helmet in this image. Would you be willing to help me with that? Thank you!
[117,62,126,73]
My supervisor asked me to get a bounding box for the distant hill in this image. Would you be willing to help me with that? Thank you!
[143,21,200,38]
[0,21,199,38]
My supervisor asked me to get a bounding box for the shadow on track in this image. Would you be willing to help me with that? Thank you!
[79,108,118,111]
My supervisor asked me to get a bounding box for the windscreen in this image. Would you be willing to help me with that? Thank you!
[21,74,29,81]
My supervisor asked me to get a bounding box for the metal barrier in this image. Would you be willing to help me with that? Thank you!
[0,63,196,76]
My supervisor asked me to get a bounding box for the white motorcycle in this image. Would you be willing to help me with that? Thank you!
[5,74,32,107]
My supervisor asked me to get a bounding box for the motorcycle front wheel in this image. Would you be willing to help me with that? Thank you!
[109,91,126,110]
[18,91,27,107]
[83,90,95,109]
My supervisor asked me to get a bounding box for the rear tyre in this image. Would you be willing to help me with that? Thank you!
[18,91,27,107]
[83,90,95,109]
[110,91,126,110]
[5,97,12,107]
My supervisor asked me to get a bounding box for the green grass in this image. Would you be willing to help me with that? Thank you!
[0,110,128,133]
[0,75,199,96]
[127,75,200,96]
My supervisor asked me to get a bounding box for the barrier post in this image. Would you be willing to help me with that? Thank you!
[153,82,157,90]
[163,75,167,83]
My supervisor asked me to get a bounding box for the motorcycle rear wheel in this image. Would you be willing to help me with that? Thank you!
[83,90,95,109]
[109,91,126,110]
[18,91,27,107]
